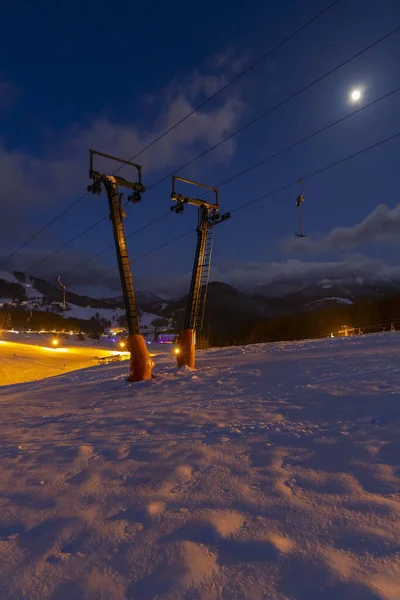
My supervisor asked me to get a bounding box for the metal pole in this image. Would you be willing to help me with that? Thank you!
[58,275,66,310]
[103,176,153,381]
[103,177,140,336]
[177,209,210,369]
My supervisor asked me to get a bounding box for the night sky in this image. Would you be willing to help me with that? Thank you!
[1,0,400,298]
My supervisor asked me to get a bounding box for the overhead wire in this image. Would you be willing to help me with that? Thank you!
[61,211,172,278]
[0,0,342,270]
[70,228,195,291]
[23,24,400,275]
[229,130,400,215]
[73,129,400,292]
[144,24,400,193]
[199,85,400,195]
[56,83,400,281]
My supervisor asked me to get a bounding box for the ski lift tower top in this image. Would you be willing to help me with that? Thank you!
[171,175,219,212]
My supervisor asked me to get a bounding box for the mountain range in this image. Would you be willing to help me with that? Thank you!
[2,270,400,339]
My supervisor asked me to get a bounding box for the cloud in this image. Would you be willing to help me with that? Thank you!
[72,74,244,173]
[283,203,400,254]
[0,67,245,259]
[209,47,248,73]
[3,242,398,301]
[211,254,399,293]
[0,140,84,245]
[0,244,190,300]
[0,246,115,286]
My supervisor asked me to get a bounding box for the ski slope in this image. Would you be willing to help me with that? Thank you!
[0,338,129,386]
[0,334,168,386]
[0,271,169,329]
[0,333,400,599]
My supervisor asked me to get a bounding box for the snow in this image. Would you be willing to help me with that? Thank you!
[52,305,167,329]
[23,282,43,299]
[64,303,124,322]
[0,271,18,284]
[0,271,43,299]
[0,338,129,386]
[306,296,354,307]
[0,334,170,385]
[140,311,170,328]
[1,332,400,599]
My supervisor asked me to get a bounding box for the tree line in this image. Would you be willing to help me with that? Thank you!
[204,295,400,347]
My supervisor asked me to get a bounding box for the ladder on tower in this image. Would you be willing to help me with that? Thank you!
[190,222,215,333]
[170,175,230,368]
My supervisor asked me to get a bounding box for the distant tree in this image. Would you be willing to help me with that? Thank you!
[0,311,11,330]
[151,317,169,328]
[117,314,127,327]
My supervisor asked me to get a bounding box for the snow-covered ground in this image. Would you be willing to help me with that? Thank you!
[0,271,19,284]
[0,335,170,386]
[0,333,400,599]
[306,296,354,307]
[0,270,170,329]
[63,304,124,322]
[63,305,169,330]
[0,339,128,386]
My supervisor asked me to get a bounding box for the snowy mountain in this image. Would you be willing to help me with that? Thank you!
[0,271,173,332]
[0,271,168,312]
[252,274,400,314]
[3,270,400,340]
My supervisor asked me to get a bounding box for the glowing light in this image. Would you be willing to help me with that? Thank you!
[174,348,180,355]
[119,341,126,348]
[350,88,362,102]
[40,346,69,352]
[51,338,59,347]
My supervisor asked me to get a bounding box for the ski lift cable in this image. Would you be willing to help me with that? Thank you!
[229,130,400,215]
[26,28,400,276]
[60,212,172,279]
[195,85,400,195]
[68,228,195,292]
[0,0,342,268]
[72,129,400,292]
[143,25,400,195]
[30,83,400,280]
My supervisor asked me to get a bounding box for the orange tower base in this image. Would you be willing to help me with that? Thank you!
[127,334,154,382]
[176,328,196,369]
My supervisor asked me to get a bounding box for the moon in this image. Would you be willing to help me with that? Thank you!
[350,88,362,102]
